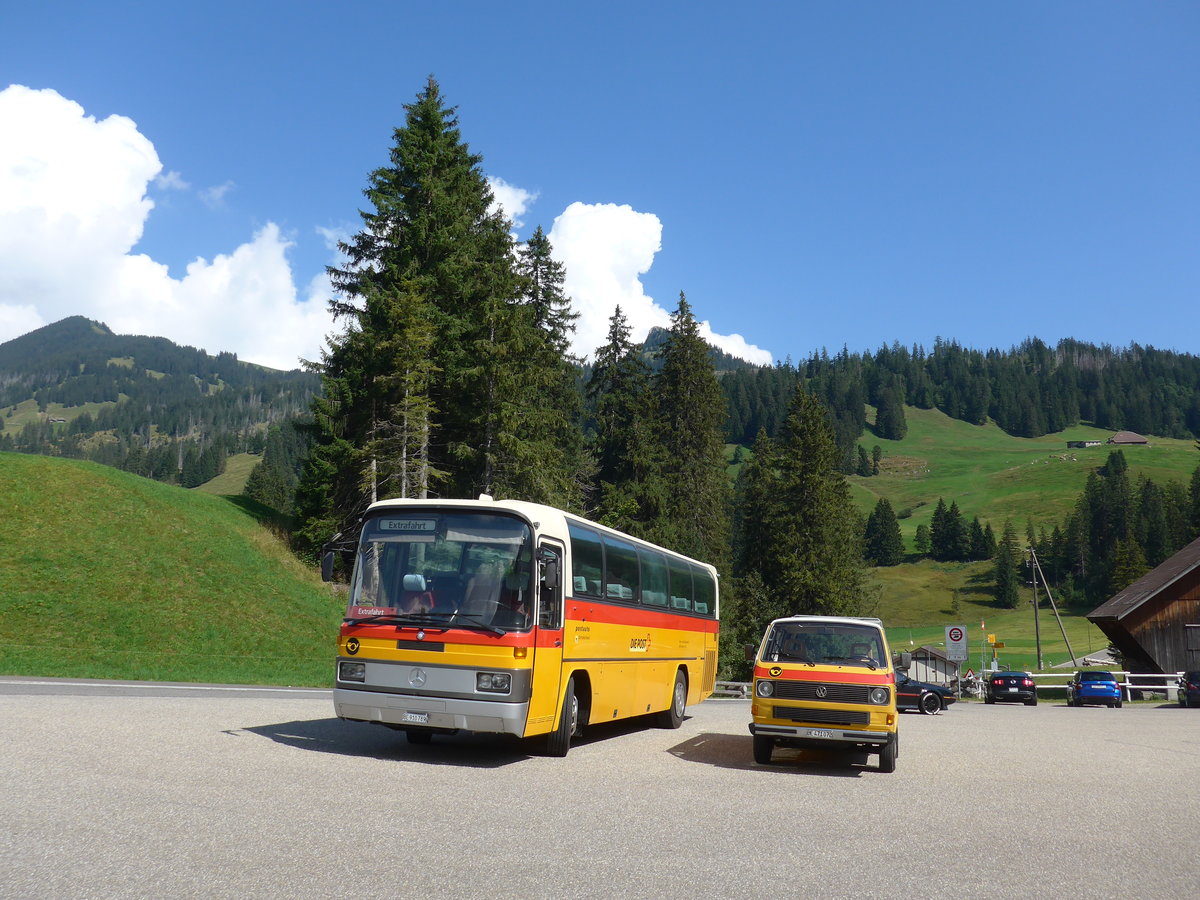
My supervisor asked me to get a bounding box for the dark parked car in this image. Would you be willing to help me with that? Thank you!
[1178,672,1200,707]
[984,671,1037,706]
[1067,670,1122,708]
[895,672,956,714]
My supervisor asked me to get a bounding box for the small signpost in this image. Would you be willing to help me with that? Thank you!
[945,625,968,662]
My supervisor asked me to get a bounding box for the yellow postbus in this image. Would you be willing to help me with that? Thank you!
[748,615,901,772]
[325,496,719,756]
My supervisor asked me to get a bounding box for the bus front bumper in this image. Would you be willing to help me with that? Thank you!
[334,687,530,737]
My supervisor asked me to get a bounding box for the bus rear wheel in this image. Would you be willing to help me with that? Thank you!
[546,677,578,757]
[656,669,687,729]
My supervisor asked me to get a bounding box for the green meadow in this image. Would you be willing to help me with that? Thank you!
[0,452,342,686]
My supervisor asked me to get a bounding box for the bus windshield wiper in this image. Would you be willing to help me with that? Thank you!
[825,655,878,670]
[446,613,505,636]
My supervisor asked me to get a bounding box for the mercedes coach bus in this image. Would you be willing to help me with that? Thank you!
[324,496,719,756]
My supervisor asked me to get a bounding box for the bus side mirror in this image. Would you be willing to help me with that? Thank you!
[542,559,559,590]
[744,643,757,662]
[321,551,335,583]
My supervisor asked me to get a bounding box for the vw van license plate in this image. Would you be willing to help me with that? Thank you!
[806,728,835,739]
[403,711,429,724]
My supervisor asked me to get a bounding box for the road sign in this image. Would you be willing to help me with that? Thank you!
[945,625,968,662]
[965,667,975,679]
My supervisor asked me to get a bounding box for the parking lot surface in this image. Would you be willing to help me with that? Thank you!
[2,678,1197,899]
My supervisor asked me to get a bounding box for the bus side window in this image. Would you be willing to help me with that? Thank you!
[539,545,563,630]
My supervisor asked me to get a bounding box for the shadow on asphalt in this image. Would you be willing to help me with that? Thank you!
[240,713,679,768]
[239,717,534,768]
[669,732,870,778]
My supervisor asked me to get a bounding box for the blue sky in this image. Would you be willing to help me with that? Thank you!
[1,2,1196,370]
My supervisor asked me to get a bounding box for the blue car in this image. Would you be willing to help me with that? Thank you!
[1067,670,1122,708]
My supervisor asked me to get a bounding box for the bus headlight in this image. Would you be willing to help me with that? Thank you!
[756,680,774,698]
[476,672,512,694]
[870,687,890,705]
[339,661,366,683]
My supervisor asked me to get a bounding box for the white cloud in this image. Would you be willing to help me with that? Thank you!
[200,180,235,209]
[154,169,189,191]
[547,201,772,365]
[0,85,334,371]
[487,176,536,229]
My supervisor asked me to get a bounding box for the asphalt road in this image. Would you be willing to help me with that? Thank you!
[2,677,1197,900]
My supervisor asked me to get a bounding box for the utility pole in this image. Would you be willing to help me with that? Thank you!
[1029,548,1043,671]
[1030,547,1076,665]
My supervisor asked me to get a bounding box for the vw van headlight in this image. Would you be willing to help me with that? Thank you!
[756,680,774,698]
[869,687,890,705]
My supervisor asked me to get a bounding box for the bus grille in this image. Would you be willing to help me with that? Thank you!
[773,705,870,726]
[772,681,870,704]
[703,649,717,692]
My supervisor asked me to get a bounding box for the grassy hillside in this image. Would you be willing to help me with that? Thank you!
[849,406,1197,538]
[0,452,342,685]
[844,407,1198,672]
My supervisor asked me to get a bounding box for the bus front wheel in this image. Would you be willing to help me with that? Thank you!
[656,669,687,729]
[546,677,578,757]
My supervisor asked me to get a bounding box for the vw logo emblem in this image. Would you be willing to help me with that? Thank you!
[409,668,427,688]
[815,685,828,698]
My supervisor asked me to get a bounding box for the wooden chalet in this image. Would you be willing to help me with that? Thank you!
[1088,536,1200,673]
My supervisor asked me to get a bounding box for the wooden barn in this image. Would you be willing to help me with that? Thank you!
[1088,536,1200,673]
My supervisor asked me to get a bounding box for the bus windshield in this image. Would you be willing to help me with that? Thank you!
[761,621,885,669]
[347,511,534,632]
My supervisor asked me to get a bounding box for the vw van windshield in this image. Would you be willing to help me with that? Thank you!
[762,621,885,669]
[347,511,534,632]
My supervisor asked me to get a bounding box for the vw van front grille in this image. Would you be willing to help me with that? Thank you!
[773,705,870,726]
[772,681,870,704]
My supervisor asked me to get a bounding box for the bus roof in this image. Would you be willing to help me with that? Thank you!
[364,495,718,576]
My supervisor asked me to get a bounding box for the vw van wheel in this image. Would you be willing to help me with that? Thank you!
[878,734,898,773]
[546,678,577,757]
[656,670,687,729]
[918,692,941,715]
[752,735,774,764]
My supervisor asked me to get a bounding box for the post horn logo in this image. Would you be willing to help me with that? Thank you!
[346,637,360,655]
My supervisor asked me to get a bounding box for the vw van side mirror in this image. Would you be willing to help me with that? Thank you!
[744,643,757,662]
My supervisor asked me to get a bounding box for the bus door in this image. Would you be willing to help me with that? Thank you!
[527,539,565,733]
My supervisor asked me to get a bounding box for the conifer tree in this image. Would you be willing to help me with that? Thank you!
[993,520,1021,609]
[586,305,652,528]
[643,293,731,569]
[864,497,904,566]
[296,78,582,549]
[736,384,872,620]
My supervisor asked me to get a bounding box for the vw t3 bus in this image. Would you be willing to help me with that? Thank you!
[748,615,902,773]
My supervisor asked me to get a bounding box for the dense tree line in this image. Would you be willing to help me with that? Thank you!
[0,316,318,486]
[1029,449,1200,611]
[721,338,1200,467]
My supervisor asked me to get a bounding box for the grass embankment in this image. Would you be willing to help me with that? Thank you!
[0,452,342,685]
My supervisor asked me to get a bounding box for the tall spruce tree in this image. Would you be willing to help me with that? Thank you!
[736,384,872,620]
[642,293,731,569]
[586,305,651,527]
[296,78,581,549]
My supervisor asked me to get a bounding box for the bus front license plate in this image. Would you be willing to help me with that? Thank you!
[806,728,835,739]
[403,711,429,724]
